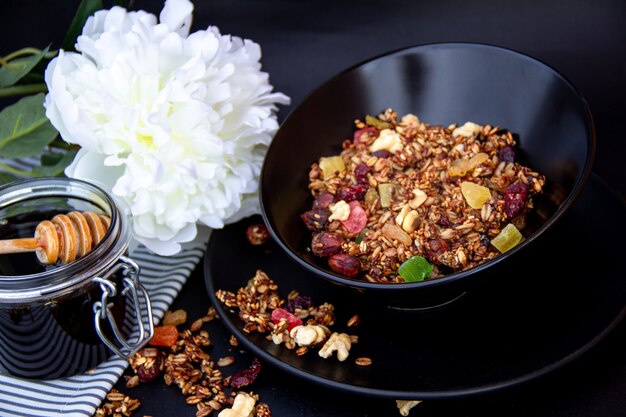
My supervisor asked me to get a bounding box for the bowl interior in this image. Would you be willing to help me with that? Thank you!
[260,43,594,289]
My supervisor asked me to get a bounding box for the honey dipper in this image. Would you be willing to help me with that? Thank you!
[0,211,110,264]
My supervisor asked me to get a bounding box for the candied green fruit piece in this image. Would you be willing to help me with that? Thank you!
[461,181,491,209]
[491,223,523,253]
[398,255,433,282]
[319,156,345,179]
[378,183,394,208]
[365,114,392,130]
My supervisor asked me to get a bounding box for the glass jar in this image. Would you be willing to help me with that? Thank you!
[0,177,154,379]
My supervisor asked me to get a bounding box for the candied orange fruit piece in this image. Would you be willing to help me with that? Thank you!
[149,325,179,347]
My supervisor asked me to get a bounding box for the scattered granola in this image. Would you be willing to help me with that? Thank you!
[94,389,141,417]
[215,269,360,363]
[118,306,272,417]
[301,108,546,283]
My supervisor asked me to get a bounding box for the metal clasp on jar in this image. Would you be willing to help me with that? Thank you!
[92,256,154,360]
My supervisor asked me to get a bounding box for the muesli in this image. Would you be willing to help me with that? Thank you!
[301,109,545,283]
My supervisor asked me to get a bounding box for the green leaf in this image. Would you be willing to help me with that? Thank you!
[0,46,50,88]
[354,228,369,244]
[398,255,433,282]
[33,150,77,177]
[0,93,59,158]
[62,0,104,51]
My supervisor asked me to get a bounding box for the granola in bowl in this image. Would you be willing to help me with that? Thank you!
[300,108,546,283]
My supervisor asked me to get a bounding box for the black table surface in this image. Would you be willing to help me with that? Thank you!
[2,1,626,416]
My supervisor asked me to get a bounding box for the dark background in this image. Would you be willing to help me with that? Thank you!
[1,1,626,416]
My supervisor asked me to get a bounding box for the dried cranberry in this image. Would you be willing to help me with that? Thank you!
[245,223,270,245]
[353,127,378,144]
[301,209,329,232]
[337,184,368,202]
[354,163,370,184]
[503,183,528,218]
[135,348,164,383]
[312,192,334,210]
[230,358,262,389]
[286,295,312,313]
[271,308,302,331]
[311,231,344,257]
[498,146,516,163]
[371,150,390,158]
[328,253,361,278]
[341,201,368,234]
[437,212,452,227]
[427,238,449,263]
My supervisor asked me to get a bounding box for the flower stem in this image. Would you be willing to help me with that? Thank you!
[0,48,57,66]
[0,163,39,178]
[4,47,43,61]
[0,83,48,97]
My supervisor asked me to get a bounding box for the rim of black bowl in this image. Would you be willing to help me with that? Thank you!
[260,41,596,292]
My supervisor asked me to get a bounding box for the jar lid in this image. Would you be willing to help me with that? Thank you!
[0,178,133,304]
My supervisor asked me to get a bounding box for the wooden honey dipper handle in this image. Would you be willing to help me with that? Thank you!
[0,211,111,265]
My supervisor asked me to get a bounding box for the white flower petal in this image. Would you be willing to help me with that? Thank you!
[160,0,193,37]
[45,0,289,256]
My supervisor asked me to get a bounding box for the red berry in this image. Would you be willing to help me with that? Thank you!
[354,163,370,184]
[328,253,361,278]
[312,192,334,210]
[337,184,368,202]
[311,232,344,257]
[341,201,367,234]
[353,127,378,144]
[271,308,302,331]
[503,183,528,218]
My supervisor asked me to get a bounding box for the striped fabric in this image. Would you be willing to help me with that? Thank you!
[0,157,209,416]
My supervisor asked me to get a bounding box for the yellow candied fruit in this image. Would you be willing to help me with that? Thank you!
[448,152,489,177]
[491,223,523,253]
[319,156,345,179]
[460,181,491,209]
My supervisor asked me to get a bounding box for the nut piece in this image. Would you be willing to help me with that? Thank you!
[452,121,481,137]
[395,205,411,226]
[289,324,327,346]
[328,200,351,222]
[318,332,352,361]
[396,400,422,416]
[401,210,419,233]
[369,128,403,153]
[218,392,256,417]
[408,189,427,209]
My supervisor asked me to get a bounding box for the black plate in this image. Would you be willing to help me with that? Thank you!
[205,174,626,400]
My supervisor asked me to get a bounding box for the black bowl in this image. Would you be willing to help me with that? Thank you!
[260,43,595,307]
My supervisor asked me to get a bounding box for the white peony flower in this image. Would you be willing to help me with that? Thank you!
[43,0,289,255]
